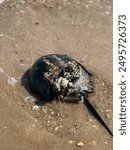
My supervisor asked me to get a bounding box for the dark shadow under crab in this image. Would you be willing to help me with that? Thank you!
[21,54,113,136]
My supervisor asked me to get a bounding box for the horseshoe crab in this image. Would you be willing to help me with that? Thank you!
[28,54,112,136]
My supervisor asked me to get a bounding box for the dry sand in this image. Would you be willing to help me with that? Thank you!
[0,0,112,150]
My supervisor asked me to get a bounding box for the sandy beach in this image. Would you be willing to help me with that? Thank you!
[0,0,112,150]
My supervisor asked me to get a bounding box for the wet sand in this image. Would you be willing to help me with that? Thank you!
[0,0,112,150]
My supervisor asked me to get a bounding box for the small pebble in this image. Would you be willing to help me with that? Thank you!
[32,124,35,127]
[105,11,110,15]
[106,109,111,112]
[55,126,59,131]
[89,118,92,122]
[10,37,15,41]
[88,0,93,4]
[102,82,105,86]
[24,96,35,102]
[51,111,55,115]
[58,6,62,10]
[92,141,96,145]
[47,121,50,126]
[7,77,17,86]
[85,4,89,8]
[57,113,60,117]
[103,90,108,94]
[69,128,76,133]
[105,141,108,144]
[106,113,110,119]
[76,141,84,147]
[0,34,4,37]
[0,68,4,73]
[32,105,39,111]
[20,64,25,67]
[69,140,74,144]
[92,124,96,128]
[19,10,25,14]
[42,106,48,113]
[74,123,80,129]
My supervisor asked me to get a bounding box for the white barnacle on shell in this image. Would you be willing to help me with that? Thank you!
[68,82,73,87]
[60,77,69,87]
[54,77,69,92]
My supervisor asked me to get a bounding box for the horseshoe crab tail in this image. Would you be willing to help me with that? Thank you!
[82,95,113,137]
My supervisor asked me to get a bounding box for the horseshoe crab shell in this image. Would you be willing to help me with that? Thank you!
[29,54,93,101]
[28,54,113,136]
